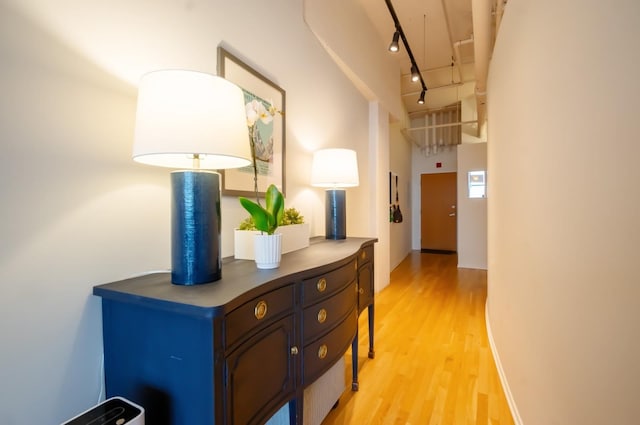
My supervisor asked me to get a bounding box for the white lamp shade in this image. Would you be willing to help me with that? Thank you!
[310,148,359,187]
[132,70,252,169]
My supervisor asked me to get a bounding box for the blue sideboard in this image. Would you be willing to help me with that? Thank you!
[94,237,376,425]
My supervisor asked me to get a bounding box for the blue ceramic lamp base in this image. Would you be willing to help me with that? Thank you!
[171,170,221,285]
[325,189,346,240]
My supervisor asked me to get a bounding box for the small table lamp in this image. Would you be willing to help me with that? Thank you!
[311,148,359,239]
[133,70,252,285]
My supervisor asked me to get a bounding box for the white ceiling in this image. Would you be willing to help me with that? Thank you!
[356,0,499,117]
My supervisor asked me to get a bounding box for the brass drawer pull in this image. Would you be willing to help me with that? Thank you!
[317,308,327,323]
[316,278,327,293]
[361,251,367,260]
[318,344,328,359]
[291,346,299,355]
[358,288,364,294]
[254,300,268,320]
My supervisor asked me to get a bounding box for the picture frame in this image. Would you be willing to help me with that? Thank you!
[217,46,286,197]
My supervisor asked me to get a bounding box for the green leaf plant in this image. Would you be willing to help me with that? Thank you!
[238,207,304,231]
[238,184,284,235]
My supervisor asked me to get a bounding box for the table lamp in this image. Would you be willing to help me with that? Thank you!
[311,148,359,239]
[133,70,251,285]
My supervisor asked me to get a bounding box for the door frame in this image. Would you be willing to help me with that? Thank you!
[420,172,457,253]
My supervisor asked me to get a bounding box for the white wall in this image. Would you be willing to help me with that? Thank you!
[368,102,391,293]
[389,122,413,270]
[303,0,403,121]
[487,1,640,424]
[457,143,487,269]
[410,147,457,250]
[303,0,406,292]
[0,1,374,423]
[410,144,486,263]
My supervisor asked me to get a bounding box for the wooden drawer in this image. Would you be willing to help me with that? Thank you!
[302,308,357,385]
[357,245,374,268]
[225,284,295,350]
[302,259,356,307]
[303,280,357,343]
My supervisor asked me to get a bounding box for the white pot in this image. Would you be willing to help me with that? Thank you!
[278,223,310,253]
[254,233,282,269]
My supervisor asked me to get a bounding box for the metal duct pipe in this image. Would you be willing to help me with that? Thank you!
[471,0,493,136]
[408,120,479,131]
[453,36,474,83]
[402,81,464,98]
[440,0,463,83]
[496,0,506,35]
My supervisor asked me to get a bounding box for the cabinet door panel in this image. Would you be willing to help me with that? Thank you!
[225,316,295,425]
[357,263,374,312]
[357,245,374,267]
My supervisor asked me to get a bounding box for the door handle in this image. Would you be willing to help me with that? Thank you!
[448,212,456,217]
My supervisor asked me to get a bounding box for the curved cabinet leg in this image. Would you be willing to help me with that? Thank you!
[351,328,359,391]
[367,304,375,359]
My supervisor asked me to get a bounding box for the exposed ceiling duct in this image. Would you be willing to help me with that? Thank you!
[317,0,508,137]
[471,0,495,136]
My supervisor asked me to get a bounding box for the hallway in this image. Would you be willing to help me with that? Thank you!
[322,252,514,425]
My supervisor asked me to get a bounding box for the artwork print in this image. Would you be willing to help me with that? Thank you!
[217,46,286,197]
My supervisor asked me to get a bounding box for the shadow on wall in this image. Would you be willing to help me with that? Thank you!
[0,1,142,256]
[0,4,170,424]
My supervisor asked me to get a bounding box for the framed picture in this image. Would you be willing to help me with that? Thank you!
[217,46,286,197]
[389,172,403,223]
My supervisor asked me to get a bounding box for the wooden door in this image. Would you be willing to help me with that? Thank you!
[420,173,457,252]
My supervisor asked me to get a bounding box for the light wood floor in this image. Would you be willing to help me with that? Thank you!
[322,252,514,425]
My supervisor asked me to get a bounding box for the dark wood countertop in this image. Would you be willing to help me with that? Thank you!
[93,237,376,318]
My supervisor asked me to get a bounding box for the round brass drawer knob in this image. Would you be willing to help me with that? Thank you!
[291,346,299,355]
[316,278,327,293]
[358,288,364,294]
[317,308,327,323]
[318,344,328,359]
[254,300,268,320]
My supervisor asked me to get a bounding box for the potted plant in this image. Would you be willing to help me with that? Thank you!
[235,206,309,260]
[235,97,308,265]
[239,184,285,269]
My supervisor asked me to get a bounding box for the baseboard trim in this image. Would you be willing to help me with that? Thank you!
[420,248,456,254]
[485,302,524,425]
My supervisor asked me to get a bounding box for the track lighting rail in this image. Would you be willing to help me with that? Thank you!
[385,0,428,104]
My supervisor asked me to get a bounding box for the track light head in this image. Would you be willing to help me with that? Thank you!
[411,65,420,82]
[417,90,426,105]
[388,31,400,52]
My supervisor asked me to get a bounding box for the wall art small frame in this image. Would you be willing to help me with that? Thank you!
[217,46,286,197]
[389,172,403,223]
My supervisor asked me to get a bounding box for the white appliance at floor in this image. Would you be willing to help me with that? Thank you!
[61,397,144,425]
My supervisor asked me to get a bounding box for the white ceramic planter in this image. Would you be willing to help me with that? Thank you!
[254,233,282,269]
[234,223,310,260]
[279,223,311,254]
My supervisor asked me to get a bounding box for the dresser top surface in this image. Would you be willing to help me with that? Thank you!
[93,237,376,316]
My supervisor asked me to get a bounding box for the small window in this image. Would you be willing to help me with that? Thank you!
[468,171,486,198]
